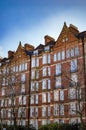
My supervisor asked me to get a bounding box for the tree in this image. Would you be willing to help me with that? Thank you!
[62,56,86,130]
[0,58,27,130]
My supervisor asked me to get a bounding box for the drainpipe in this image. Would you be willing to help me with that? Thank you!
[82,39,86,124]
[27,51,33,126]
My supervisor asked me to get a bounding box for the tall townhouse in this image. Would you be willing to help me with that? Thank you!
[0,22,86,129]
[0,42,34,126]
[29,23,86,129]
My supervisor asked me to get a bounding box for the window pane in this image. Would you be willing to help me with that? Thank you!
[57,52,61,61]
[54,53,57,61]
[71,59,77,72]
[56,64,61,76]
[62,51,65,60]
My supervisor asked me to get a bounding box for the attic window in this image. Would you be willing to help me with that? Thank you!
[33,50,38,56]
[62,36,68,42]
[62,39,65,42]
[66,37,68,41]
[44,46,50,51]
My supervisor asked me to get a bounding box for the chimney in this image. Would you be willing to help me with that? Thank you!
[8,51,14,58]
[69,24,79,35]
[24,43,34,51]
[44,35,55,45]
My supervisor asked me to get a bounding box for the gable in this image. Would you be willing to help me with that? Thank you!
[12,42,27,62]
[54,22,79,49]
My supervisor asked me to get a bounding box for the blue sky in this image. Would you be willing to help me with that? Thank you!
[0,0,86,57]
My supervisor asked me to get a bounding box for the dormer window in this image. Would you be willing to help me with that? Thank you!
[33,50,38,56]
[44,46,50,52]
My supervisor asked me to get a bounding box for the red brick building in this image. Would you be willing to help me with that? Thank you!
[0,23,86,129]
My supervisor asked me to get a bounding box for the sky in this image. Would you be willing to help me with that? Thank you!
[0,0,86,57]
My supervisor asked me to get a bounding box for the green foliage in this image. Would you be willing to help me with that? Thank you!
[39,123,81,130]
[0,124,36,130]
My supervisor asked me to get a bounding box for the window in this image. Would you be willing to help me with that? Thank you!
[35,107,38,117]
[59,104,64,115]
[15,65,18,72]
[69,88,76,99]
[48,106,50,116]
[44,46,50,51]
[31,82,35,91]
[42,119,47,125]
[69,118,77,124]
[35,58,39,67]
[11,76,15,84]
[1,99,4,106]
[57,52,61,61]
[43,67,47,76]
[8,98,11,106]
[48,67,50,76]
[19,64,21,71]
[19,96,22,105]
[36,70,39,79]
[62,51,65,60]
[54,53,57,61]
[31,58,35,67]
[54,119,59,123]
[60,90,64,100]
[36,82,39,91]
[35,94,38,104]
[53,104,59,116]
[48,54,50,63]
[33,50,38,56]
[43,54,50,64]
[21,84,25,94]
[23,96,26,105]
[69,103,76,115]
[56,64,61,76]
[42,106,46,116]
[71,48,74,57]
[25,63,27,70]
[21,74,25,82]
[75,46,79,56]
[48,79,51,89]
[30,107,34,117]
[48,92,50,102]
[21,63,24,71]
[2,88,5,96]
[31,58,39,68]
[54,90,59,101]
[30,119,35,127]
[71,74,78,85]
[59,119,64,124]
[66,49,70,58]
[43,54,47,64]
[31,70,35,79]
[8,109,11,117]
[55,77,61,88]
[30,95,34,104]
[2,78,5,86]
[18,108,26,117]
[71,59,77,72]
[42,93,46,103]
[42,80,46,89]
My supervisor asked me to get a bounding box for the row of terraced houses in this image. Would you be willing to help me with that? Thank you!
[0,23,86,129]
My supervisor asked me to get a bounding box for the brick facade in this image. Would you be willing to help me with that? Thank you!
[0,23,86,129]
